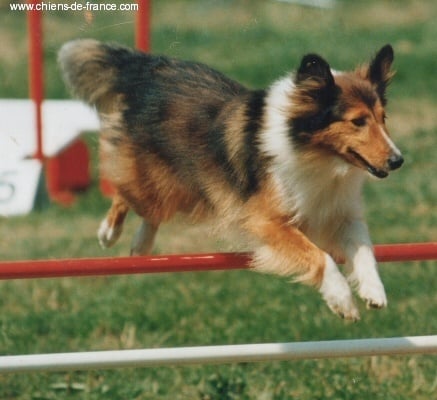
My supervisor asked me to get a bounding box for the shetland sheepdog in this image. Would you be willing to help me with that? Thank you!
[59,40,403,320]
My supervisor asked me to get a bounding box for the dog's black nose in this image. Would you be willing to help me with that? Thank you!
[388,154,404,170]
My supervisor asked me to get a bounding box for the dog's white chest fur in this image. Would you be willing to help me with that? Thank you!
[260,75,366,241]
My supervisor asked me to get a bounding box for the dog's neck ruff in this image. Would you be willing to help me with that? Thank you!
[259,75,367,228]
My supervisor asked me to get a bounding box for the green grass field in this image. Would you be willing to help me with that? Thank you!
[0,0,436,399]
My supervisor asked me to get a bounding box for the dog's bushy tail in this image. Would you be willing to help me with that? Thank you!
[58,39,129,109]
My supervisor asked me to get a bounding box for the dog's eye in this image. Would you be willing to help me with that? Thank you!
[351,117,366,127]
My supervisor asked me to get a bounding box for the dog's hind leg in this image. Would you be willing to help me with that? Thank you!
[130,220,159,256]
[98,193,130,248]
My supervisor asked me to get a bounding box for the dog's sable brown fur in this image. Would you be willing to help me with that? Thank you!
[59,40,403,320]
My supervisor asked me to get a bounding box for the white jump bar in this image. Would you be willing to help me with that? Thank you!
[1,335,436,373]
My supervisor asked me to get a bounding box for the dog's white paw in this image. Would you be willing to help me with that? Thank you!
[97,218,123,248]
[319,255,360,321]
[347,245,387,309]
[357,280,387,309]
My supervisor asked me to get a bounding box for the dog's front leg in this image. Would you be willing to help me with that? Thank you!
[340,219,387,309]
[244,214,360,320]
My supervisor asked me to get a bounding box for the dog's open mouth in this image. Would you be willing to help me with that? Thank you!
[348,149,388,179]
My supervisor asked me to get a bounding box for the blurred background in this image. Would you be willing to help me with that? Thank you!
[0,1,436,399]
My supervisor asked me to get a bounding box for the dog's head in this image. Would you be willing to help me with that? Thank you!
[290,45,403,178]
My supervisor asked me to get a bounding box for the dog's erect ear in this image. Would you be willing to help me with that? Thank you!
[367,44,395,103]
[291,54,339,136]
[295,54,335,89]
[294,53,338,111]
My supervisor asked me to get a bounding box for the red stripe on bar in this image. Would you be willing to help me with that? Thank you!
[0,243,435,280]
[27,4,44,161]
[135,0,150,51]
